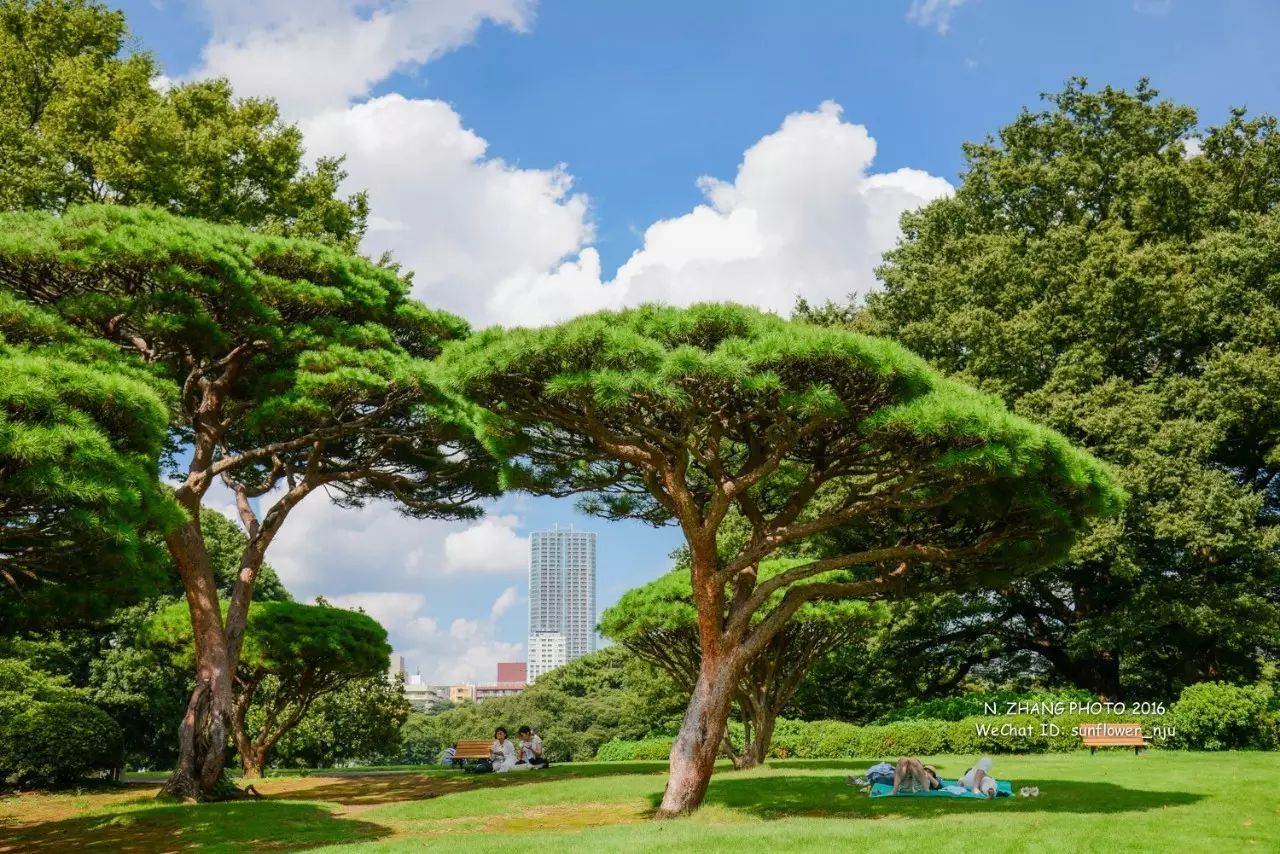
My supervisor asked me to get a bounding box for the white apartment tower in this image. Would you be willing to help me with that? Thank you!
[527,526,596,680]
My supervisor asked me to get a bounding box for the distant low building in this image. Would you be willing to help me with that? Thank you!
[403,680,448,711]
[471,662,529,702]
[449,684,476,703]
[474,682,526,701]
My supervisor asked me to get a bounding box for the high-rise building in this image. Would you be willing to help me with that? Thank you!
[387,652,405,682]
[528,526,596,680]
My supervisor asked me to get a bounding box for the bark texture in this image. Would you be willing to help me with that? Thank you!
[160,513,236,800]
[657,654,738,816]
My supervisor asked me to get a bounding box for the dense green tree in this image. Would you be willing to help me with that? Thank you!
[0,0,366,246]
[1,0,366,636]
[269,674,411,769]
[395,647,687,765]
[0,205,499,799]
[784,593,1030,723]
[0,507,292,771]
[143,600,393,777]
[601,561,882,768]
[437,302,1122,815]
[0,291,177,630]
[846,79,1280,699]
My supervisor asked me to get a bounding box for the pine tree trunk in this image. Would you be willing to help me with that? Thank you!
[239,744,266,779]
[729,689,774,770]
[657,653,737,817]
[739,707,775,770]
[160,515,236,801]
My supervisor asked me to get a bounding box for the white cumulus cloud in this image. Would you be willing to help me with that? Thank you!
[329,590,522,683]
[328,591,428,629]
[192,0,533,116]
[300,95,593,323]
[483,101,953,326]
[490,586,520,619]
[444,515,529,575]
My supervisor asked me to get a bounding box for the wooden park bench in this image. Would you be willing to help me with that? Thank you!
[451,739,493,767]
[1080,723,1148,755]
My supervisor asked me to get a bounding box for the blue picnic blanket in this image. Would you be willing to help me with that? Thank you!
[869,778,1014,799]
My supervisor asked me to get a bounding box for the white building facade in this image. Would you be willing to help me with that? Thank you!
[527,631,567,682]
[528,527,596,680]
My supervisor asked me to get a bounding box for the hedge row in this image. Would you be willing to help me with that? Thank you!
[593,683,1278,760]
[594,737,677,761]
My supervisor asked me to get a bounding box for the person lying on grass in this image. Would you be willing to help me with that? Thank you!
[892,758,942,794]
[959,757,998,798]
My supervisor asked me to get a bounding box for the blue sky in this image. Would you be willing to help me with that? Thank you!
[118,0,1280,682]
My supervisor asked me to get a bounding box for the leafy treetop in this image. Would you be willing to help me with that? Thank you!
[0,0,367,246]
[441,302,1124,654]
[0,204,497,672]
[142,599,390,686]
[851,78,1280,697]
[600,559,878,637]
[0,290,179,628]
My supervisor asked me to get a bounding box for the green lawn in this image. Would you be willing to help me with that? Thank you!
[4,753,1277,853]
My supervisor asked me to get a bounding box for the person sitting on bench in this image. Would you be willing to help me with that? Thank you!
[891,757,942,794]
[490,727,517,773]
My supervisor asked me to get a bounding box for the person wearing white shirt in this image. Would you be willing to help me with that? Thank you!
[490,727,517,772]
[515,726,547,769]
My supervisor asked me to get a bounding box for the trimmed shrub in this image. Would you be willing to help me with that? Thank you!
[855,720,949,757]
[0,701,124,788]
[632,738,676,760]
[767,718,806,759]
[593,737,673,761]
[1169,682,1276,750]
[791,720,860,759]
[945,715,1048,754]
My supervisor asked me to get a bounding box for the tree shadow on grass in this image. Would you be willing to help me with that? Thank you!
[686,776,1203,820]
[766,758,882,771]
[271,762,671,809]
[0,799,390,853]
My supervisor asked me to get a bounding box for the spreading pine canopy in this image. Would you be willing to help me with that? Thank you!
[438,302,1124,582]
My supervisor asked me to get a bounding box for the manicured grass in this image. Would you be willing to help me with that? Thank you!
[4,754,1278,853]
